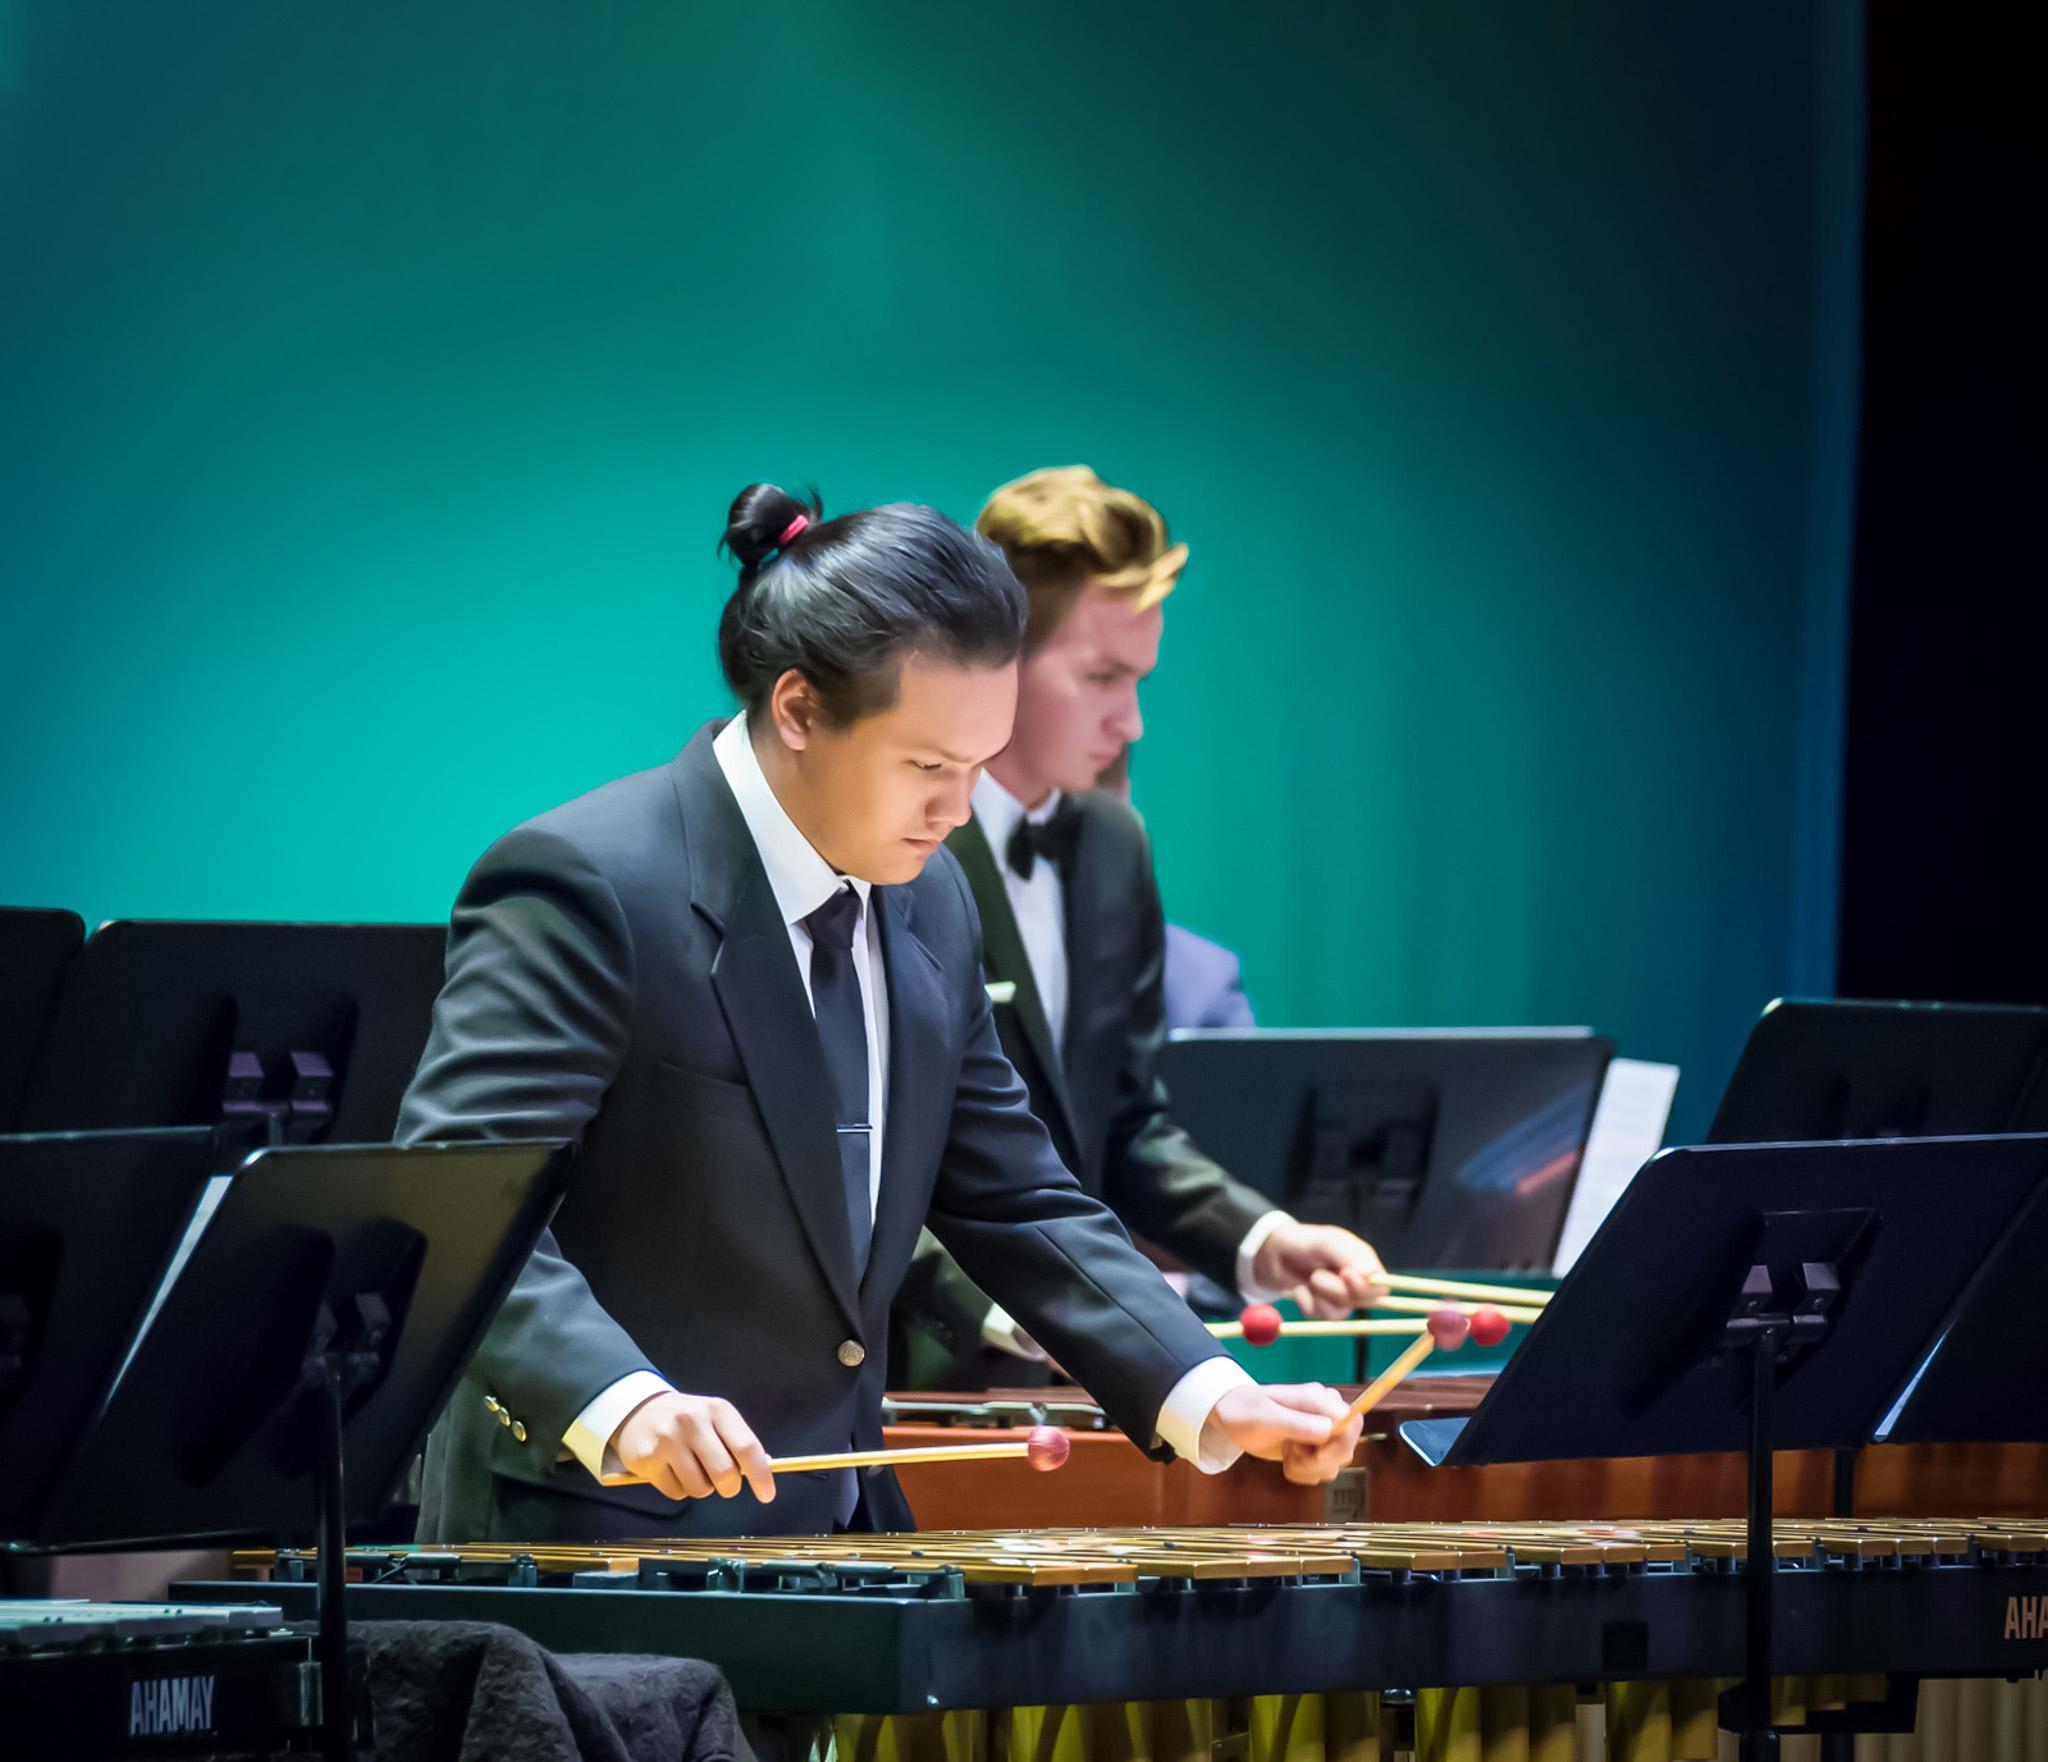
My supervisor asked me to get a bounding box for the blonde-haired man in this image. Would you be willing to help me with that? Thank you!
[894,467,1388,1387]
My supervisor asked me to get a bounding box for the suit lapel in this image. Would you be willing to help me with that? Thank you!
[864,889,945,1299]
[946,817,1081,1158]
[673,730,861,1329]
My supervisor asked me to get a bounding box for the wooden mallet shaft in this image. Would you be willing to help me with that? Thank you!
[1382,1271,1552,1308]
[1374,1293,1544,1325]
[1340,1307,1482,1425]
[765,1438,1063,1474]
[599,1426,1070,1489]
[1229,1301,1518,1349]
[1343,1332,1444,1424]
[1209,1316,1438,1339]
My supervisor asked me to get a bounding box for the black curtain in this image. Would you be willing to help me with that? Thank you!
[1837,2,2047,1002]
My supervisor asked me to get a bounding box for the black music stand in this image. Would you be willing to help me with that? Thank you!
[6,1137,572,1762]
[1161,1029,1612,1271]
[19,919,448,1162]
[0,1128,220,1539]
[0,906,85,1131]
[1709,997,2048,1142]
[1402,1133,2048,1761]
[1876,1174,2048,1446]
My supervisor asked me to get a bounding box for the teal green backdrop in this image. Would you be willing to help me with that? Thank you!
[0,3,1861,1142]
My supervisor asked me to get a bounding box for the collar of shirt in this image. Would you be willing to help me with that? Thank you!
[712,714,874,930]
[971,768,1065,854]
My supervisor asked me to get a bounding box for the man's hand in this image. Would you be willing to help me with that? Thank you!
[1251,1221,1389,1318]
[610,1391,776,1502]
[1199,1382,1364,1485]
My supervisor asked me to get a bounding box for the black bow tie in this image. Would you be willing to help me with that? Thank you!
[1006,802,1081,881]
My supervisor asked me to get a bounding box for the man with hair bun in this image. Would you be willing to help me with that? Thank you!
[397,482,1365,1543]
[894,466,1389,1390]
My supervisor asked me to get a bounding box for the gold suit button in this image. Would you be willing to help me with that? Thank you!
[837,1340,866,1368]
[498,1409,512,1427]
[484,1395,502,1413]
[511,1421,528,1444]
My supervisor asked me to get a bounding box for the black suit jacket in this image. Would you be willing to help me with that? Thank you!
[893,793,1270,1387]
[397,725,1226,1542]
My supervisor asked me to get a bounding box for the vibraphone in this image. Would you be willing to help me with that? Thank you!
[178,1520,2048,1760]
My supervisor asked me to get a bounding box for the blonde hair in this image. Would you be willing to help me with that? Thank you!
[975,465,1186,650]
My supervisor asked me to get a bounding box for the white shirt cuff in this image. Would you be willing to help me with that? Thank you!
[1154,1353,1257,1473]
[981,1301,1049,1362]
[1235,1209,1298,1301]
[563,1370,673,1481]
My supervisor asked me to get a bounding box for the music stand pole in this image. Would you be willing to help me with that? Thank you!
[314,1346,352,1762]
[1740,1315,1782,1762]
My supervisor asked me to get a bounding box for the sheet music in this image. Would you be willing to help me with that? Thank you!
[1551,1058,1679,1276]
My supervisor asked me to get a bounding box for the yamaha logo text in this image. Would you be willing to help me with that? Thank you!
[2005,1596,2048,1642]
[128,1674,218,1738]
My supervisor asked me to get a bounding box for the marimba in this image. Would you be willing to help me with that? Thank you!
[881,1390,1382,1527]
[183,1519,2048,1760]
[0,1600,312,1755]
[883,1387,2048,1531]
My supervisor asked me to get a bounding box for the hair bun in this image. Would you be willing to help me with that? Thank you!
[721,483,824,573]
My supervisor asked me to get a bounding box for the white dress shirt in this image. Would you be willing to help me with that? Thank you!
[968,772,1298,1360]
[566,718,1251,1481]
[966,772,1072,1053]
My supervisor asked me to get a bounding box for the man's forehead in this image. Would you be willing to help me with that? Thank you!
[873,654,1017,749]
[1068,587,1163,655]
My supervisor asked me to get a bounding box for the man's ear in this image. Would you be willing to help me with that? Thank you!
[768,668,821,752]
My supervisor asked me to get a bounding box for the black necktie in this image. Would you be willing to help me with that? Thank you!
[1006,801,1081,881]
[805,886,872,1275]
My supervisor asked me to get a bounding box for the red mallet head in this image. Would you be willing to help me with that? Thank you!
[1025,1425,1071,1473]
[1425,1307,1471,1349]
[1239,1303,1284,1347]
[1467,1305,1513,1347]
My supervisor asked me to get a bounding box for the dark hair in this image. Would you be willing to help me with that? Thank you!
[717,483,1027,723]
